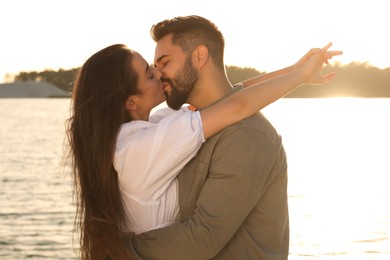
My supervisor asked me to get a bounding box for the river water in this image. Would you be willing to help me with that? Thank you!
[1,98,389,259]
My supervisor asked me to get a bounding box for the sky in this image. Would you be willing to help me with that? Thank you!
[1,0,389,83]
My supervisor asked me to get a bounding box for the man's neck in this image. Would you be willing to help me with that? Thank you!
[188,75,233,110]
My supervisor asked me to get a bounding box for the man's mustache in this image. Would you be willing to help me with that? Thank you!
[161,78,172,85]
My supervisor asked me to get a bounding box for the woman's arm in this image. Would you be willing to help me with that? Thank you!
[201,44,342,139]
[239,42,342,88]
[239,66,293,88]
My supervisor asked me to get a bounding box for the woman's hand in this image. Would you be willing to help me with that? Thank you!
[294,42,343,70]
[300,44,343,85]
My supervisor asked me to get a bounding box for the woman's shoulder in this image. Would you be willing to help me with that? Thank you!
[117,120,153,142]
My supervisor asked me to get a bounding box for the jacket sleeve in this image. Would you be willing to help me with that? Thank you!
[128,126,279,259]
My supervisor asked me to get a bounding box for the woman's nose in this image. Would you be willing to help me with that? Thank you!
[154,68,162,80]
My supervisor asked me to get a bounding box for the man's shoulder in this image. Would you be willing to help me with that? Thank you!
[222,112,276,136]
[203,112,281,150]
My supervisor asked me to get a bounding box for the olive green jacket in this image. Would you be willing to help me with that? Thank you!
[126,91,289,260]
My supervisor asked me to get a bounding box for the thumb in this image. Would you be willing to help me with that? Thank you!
[322,72,337,83]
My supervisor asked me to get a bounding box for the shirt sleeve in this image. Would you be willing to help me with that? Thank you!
[117,110,205,201]
[149,106,189,124]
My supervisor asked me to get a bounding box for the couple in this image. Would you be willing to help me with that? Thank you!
[66,15,342,259]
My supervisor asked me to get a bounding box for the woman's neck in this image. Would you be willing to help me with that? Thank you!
[128,110,150,122]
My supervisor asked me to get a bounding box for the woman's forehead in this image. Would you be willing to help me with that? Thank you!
[132,52,149,74]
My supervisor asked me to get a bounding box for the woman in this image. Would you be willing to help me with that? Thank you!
[65,43,337,259]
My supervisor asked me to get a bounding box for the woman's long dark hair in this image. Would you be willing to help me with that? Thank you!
[65,44,138,259]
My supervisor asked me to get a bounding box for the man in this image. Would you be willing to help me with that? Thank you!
[125,15,338,259]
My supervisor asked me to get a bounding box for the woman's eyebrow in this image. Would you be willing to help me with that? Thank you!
[144,63,149,75]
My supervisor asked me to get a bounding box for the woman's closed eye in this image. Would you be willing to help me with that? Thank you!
[147,66,156,79]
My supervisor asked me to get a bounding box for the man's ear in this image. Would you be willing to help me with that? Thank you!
[193,45,209,69]
[125,95,138,111]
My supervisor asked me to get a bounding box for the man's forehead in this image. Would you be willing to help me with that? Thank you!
[154,34,173,61]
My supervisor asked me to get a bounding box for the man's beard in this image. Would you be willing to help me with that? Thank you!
[164,55,198,110]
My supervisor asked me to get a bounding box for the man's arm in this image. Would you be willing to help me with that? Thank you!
[127,125,277,259]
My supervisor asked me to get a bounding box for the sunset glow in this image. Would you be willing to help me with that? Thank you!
[1,0,389,83]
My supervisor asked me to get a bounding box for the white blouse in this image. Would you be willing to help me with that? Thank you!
[113,107,205,234]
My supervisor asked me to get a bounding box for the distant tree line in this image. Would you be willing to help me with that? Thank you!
[227,62,390,98]
[11,62,390,97]
[13,68,79,94]
[286,62,390,98]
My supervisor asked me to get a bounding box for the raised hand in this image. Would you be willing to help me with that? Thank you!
[294,42,343,69]
[301,45,343,85]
